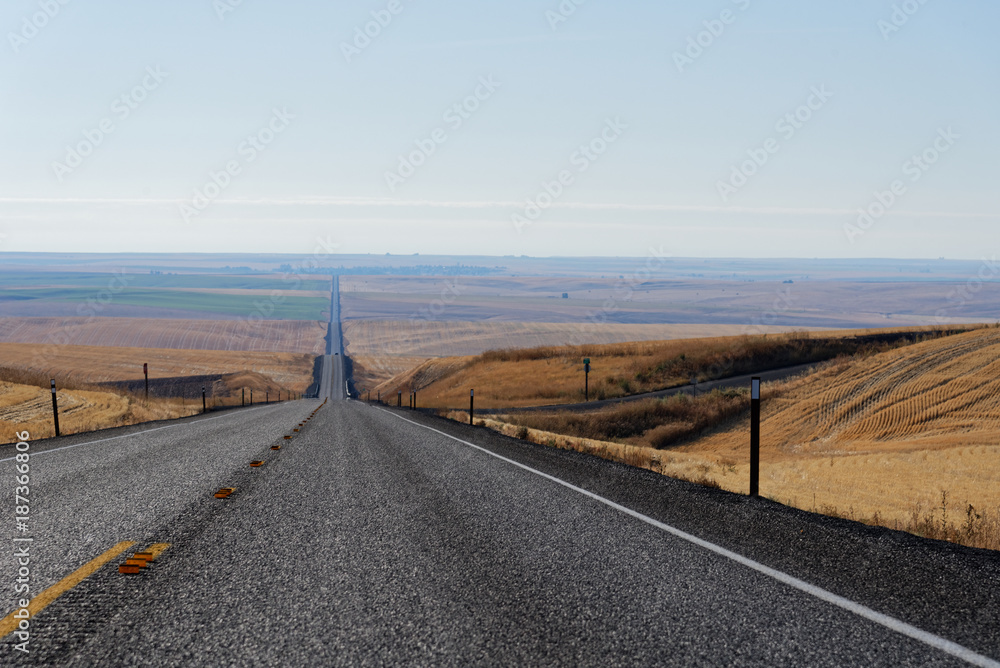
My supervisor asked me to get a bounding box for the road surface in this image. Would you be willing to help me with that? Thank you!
[1,351,998,666]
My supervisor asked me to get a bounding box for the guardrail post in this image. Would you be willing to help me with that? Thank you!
[470,389,474,426]
[750,377,761,497]
[50,379,60,437]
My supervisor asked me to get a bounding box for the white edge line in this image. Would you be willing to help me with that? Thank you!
[0,401,310,463]
[374,406,999,668]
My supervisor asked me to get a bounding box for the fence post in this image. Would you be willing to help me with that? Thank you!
[202,386,207,414]
[242,388,245,407]
[50,380,60,437]
[469,389,474,426]
[413,391,417,410]
[750,377,760,497]
[143,363,148,402]
[398,391,401,407]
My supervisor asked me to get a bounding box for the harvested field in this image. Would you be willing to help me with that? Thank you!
[676,327,1000,516]
[0,343,317,393]
[0,318,327,354]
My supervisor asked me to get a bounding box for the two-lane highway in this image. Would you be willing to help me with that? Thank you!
[2,349,998,666]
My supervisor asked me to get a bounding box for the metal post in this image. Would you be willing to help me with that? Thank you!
[202,387,207,414]
[398,391,401,407]
[250,389,253,406]
[50,380,60,437]
[583,358,590,401]
[470,389,474,426]
[377,390,380,403]
[266,392,269,405]
[143,362,148,402]
[413,391,416,410]
[242,388,245,407]
[750,377,761,497]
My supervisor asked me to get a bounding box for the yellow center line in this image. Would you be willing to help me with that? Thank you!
[0,541,135,638]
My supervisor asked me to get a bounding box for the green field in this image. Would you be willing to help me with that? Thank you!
[0,287,329,320]
[0,272,332,291]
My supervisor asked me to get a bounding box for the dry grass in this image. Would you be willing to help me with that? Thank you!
[503,390,751,448]
[343,320,805,390]
[0,368,300,444]
[0,343,317,392]
[0,343,316,442]
[0,379,191,443]
[0,317,327,354]
[379,326,976,409]
[441,327,1000,551]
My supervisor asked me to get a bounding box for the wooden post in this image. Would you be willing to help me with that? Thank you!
[202,386,207,414]
[750,377,761,497]
[50,379,60,437]
[470,389,474,426]
[242,388,245,407]
[143,363,148,402]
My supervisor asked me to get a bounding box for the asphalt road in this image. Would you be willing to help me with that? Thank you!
[1,350,999,666]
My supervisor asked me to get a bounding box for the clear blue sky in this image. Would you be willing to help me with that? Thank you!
[0,0,997,259]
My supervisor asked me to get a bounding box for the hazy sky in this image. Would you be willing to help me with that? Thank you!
[1,1,997,259]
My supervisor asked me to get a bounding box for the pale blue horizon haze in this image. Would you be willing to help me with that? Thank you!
[0,0,997,259]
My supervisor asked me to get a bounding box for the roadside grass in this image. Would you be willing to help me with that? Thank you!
[0,367,299,443]
[459,411,1000,552]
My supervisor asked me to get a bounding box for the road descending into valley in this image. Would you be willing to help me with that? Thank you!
[2,339,999,665]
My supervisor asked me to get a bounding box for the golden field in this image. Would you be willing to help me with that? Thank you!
[0,368,296,443]
[0,342,317,391]
[474,327,1000,549]
[343,320,805,391]
[0,343,317,442]
[373,326,972,409]
[0,317,327,354]
[0,380,189,443]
